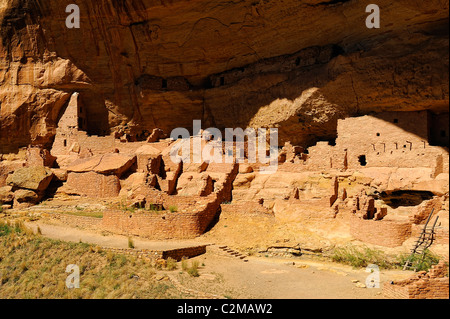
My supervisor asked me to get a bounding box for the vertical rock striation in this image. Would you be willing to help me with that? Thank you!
[0,0,448,151]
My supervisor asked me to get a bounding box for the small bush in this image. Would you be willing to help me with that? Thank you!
[165,258,178,271]
[14,221,24,234]
[0,220,30,237]
[187,260,200,277]
[128,238,135,249]
[148,204,162,212]
[398,249,440,272]
[181,258,188,271]
[169,206,178,213]
[182,260,200,277]
[187,267,199,277]
[0,221,12,237]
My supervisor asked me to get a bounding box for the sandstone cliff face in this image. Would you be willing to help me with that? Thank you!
[0,0,449,151]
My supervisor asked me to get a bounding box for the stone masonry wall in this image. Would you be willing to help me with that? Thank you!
[43,213,208,260]
[52,93,81,156]
[75,132,116,154]
[105,246,207,262]
[303,111,449,173]
[336,111,449,171]
[102,203,219,240]
[350,217,412,247]
[66,171,121,198]
[383,261,449,299]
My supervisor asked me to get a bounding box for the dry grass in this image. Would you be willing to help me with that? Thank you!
[180,258,199,277]
[330,245,399,269]
[0,219,183,299]
[329,245,440,271]
[165,258,178,271]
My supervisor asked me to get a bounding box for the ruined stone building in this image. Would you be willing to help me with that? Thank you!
[51,92,115,157]
[306,111,449,175]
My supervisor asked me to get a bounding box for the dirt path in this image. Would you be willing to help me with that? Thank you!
[174,246,412,299]
[24,220,412,299]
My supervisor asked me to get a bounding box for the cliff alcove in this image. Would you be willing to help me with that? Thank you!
[0,1,448,275]
[0,0,448,151]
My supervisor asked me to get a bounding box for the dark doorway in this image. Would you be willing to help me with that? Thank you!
[78,92,110,137]
[358,155,367,166]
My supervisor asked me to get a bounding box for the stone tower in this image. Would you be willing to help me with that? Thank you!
[51,92,87,155]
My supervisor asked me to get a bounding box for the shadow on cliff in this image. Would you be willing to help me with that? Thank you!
[1,1,448,154]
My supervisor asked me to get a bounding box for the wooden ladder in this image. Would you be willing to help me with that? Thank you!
[403,209,439,271]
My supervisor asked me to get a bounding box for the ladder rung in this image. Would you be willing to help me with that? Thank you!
[403,209,437,271]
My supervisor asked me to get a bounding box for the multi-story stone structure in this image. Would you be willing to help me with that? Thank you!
[51,92,115,157]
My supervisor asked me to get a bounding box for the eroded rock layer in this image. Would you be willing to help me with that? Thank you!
[0,0,449,151]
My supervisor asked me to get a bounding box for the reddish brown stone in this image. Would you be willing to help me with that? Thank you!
[66,171,121,198]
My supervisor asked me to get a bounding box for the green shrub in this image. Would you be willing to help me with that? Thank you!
[0,221,12,237]
[181,258,188,271]
[330,245,398,269]
[187,262,199,277]
[14,221,24,234]
[165,258,178,271]
[128,238,135,249]
[0,221,28,237]
[169,206,178,213]
[398,249,440,272]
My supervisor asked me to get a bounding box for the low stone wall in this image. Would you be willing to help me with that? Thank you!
[350,217,412,247]
[102,205,219,240]
[48,213,103,230]
[105,245,207,262]
[383,278,449,299]
[162,246,207,261]
[383,261,449,299]
[221,201,272,216]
